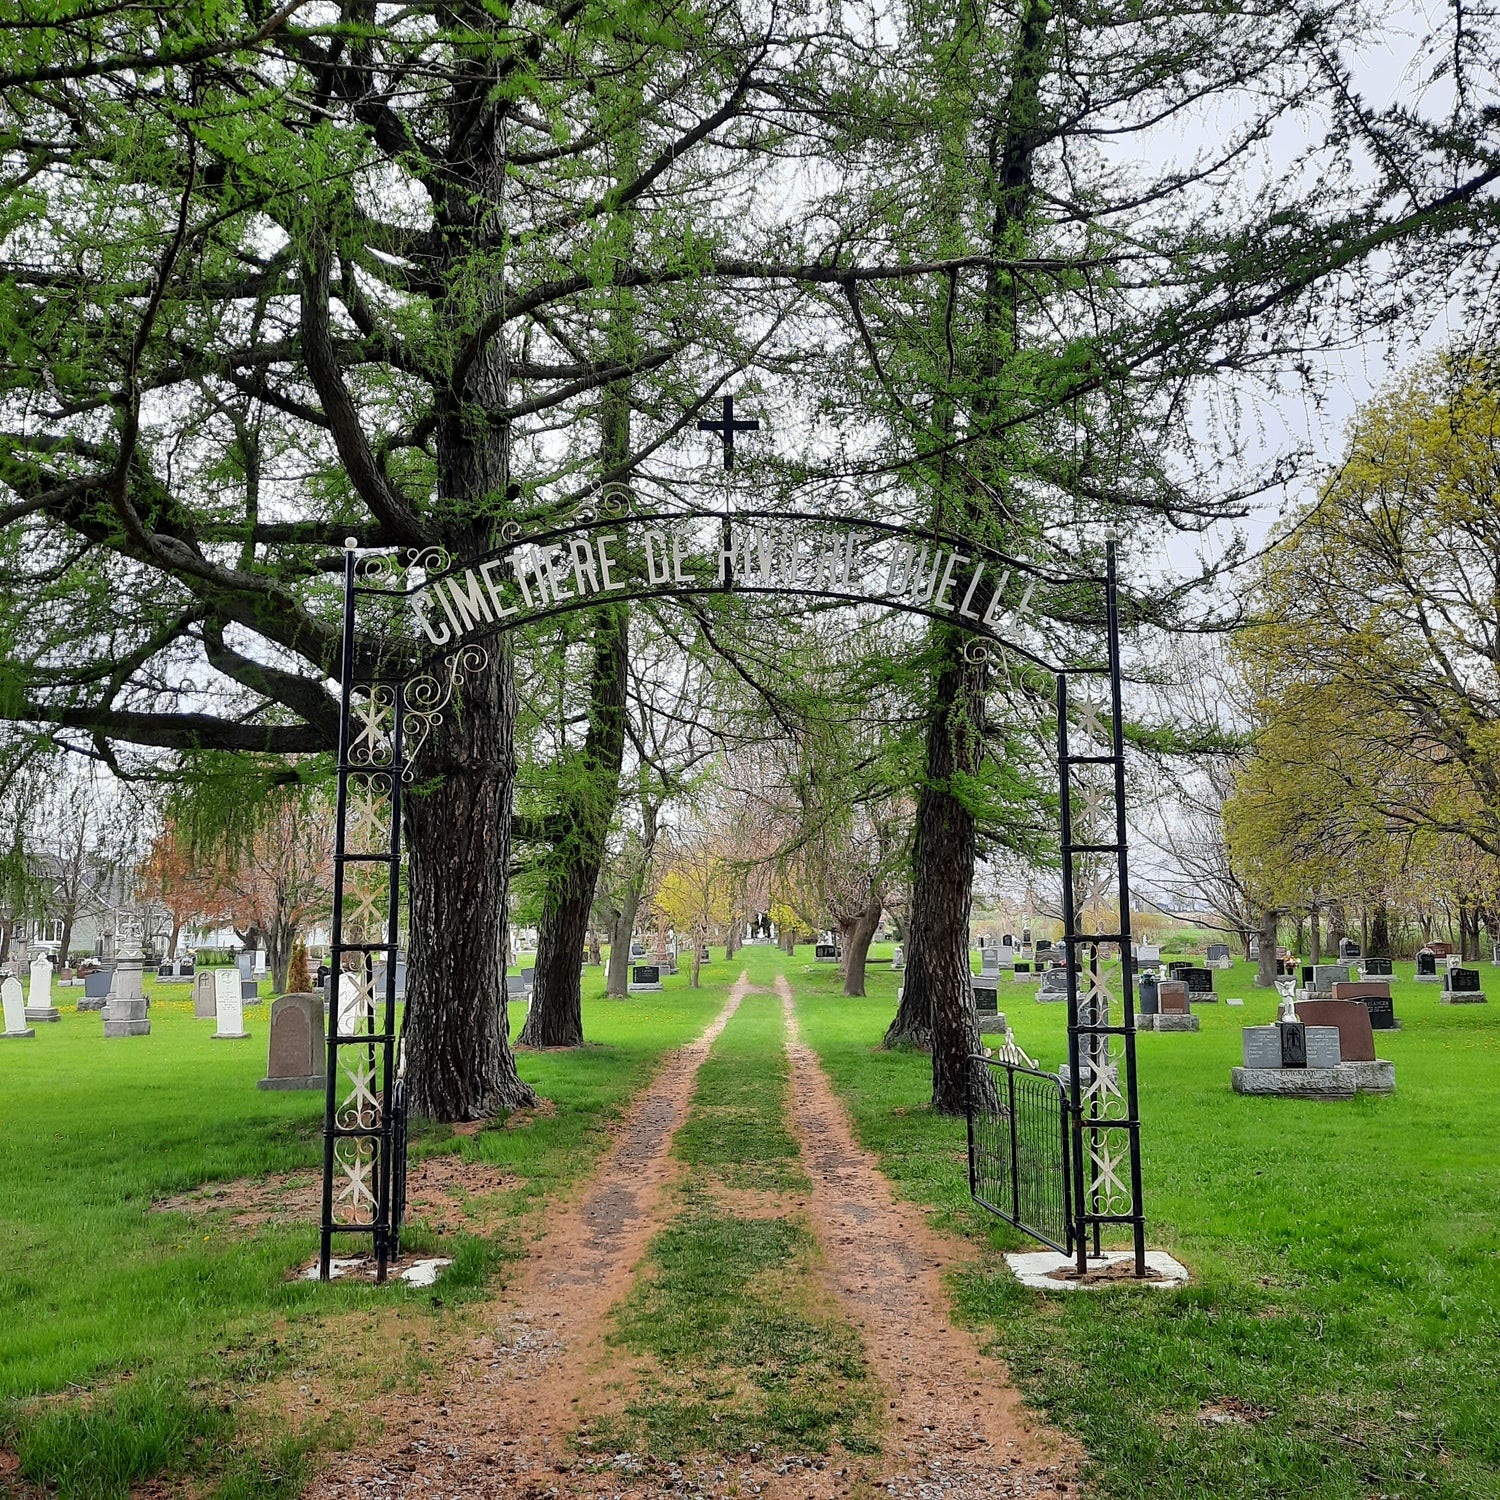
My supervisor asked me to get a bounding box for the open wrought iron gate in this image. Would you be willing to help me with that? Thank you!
[966,1055,1072,1255]
[966,543,1147,1276]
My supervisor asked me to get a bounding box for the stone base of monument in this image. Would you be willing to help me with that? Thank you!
[77,996,108,1012]
[1232,1066,1355,1099]
[1414,973,1442,983]
[1138,1014,1200,1032]
[258,1073,322,1091]
[3,1025,35,1038]
[627,981,663,992]
[211,1030,250,1040]
[1439,990,1487,1004]
[1010,971,1041,983]
[102,998,151,1037]
[24,1006,60,1022]
[1337,1059,1396,1093]
[1005,1248,1189,1291]
[977,1011,1008,1035]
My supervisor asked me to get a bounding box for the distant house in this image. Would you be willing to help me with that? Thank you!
[9,852,172,967]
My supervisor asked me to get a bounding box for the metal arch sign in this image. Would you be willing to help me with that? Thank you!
[351,499,1093,675]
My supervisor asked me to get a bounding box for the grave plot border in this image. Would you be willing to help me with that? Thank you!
[320,498,1146,1279]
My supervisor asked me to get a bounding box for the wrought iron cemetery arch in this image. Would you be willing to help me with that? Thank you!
[320,496,1146,1281]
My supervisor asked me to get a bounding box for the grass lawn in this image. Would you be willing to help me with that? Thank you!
[796,946,1500,1500]
[0,962,731,1499]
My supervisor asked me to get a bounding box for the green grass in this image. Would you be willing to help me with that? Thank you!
[0,966,732,1491]
[793,953,1500,1500]
[591,981,881,1460]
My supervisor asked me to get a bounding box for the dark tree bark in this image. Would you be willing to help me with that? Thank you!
[405,647,536,1118]
[1309,907,1322,962]
[843,890,884,997]
[886,637,986,1109]
[606,901,636,998]
[520,606,629,1046]
[1254,906,1279,987]
[1371,900,1390,956]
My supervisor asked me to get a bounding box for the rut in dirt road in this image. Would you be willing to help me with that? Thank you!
[311,975,751,1500]
[777,974,1078,1500]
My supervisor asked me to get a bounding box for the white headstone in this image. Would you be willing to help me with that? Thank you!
[4,974,34,1036]
[26,953,59,1021]
[213,966,248,1039]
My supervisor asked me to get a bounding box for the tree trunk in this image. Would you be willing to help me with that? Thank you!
[59,916,75,966]
[404,645,537,1119]
[843,891,884,997]
[886,636,985,1111]
[690,938,702,989]
[1254,906,1279,987]
[268,913,293,995]
[588,929,601,966]
[1309,907,1322,963]
[607,893,639,999]
[521,607,629,1047]
[725,923,738,960]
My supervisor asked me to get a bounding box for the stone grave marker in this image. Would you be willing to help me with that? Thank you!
[891,944,904,971]
[996,939,1015,969]
[1205,943,1232,970]
[629,963,663,993]
[1036,968,1068,1003]
[1414,949,1439,981]
[101,938,149,1036]
[814,942,839,963]
[1332,979,1399,1030]
[504,973,529,1004]
[1360,957,1393,977]
[1299,964,1315,988]
[1337,936,1361,961]
[1157,980,1191,1014]
[1430,941,1454,958]
[80,967,112,1010]
[26,953,59,1023]
[1296,999,1376,1062]
[1134,943,1162,971]
[1311,963,1351,995]
[980,946,1001,977]
[1492,941,1500,967]
[1034,939,1053,957]
[193,969,217,1018]
[3,974,33,1038]
[213,967,249,1039]
[1248,935,1260,961]
[1180,967,1216,999]
[258,994,324,1090]
[1137,972,1159,1015]
[1440,967,1486,1004]
[972,980,1000,1014]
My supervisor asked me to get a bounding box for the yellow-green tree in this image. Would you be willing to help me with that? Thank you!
[653,835,736,989]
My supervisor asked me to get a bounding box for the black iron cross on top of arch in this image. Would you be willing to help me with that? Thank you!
[697,393,760,470]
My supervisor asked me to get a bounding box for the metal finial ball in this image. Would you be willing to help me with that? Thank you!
[345,537,358,549]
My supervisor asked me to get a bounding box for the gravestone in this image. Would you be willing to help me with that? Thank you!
[1036,969,1068,1003]
[1034,939,1053,956]
[1332,980,1399,1030]
[1248,935,1260,961]
[1360,957,1393,977]
[814,942,838,963]
[891,944,905,971]
[980,947,1000,977]
[372,955,407,1001]
[972,980,1000,1014]
[1430,941,1454,958]
[630,940,646,959]
[1138,973,1159,1015]
[1311,964,1351,995]
[1134,943,1162,971]
[1180,967,1216,998]
[257,993,324,1090]
[213,967,249,1039]
[25,953,60,1022]
[996,939,1015,969]
[504,973,530,1003]
[1337,937,1361,961]
[628,963,663,993]
[1157,980,1191,1014]
[1440,967,1486,1005]
[101,930,149,1037]
[1414,949,1439,982]
[1295,999,1376,1062]
[80,967,112,1010]
[1205,943,1232,970]
[1492,941,1500,967]
[1276,958,1295,978]
[1011,960,1038,980]
[2,974,33,1038]
[193,969,217,1018]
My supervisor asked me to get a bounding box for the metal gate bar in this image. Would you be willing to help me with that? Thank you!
[965,1054,1072,1255]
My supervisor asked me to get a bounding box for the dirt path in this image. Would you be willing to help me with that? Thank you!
[310,976,750,1500]
[777,975,1079,1500]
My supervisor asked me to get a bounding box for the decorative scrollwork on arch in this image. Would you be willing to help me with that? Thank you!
[406,545,452,575]
[963,637,1003,666]
[400,643,491,778]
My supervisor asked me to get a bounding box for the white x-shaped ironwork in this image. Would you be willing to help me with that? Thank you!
[1078,698,1107,742]
[334,1138,377,1221]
